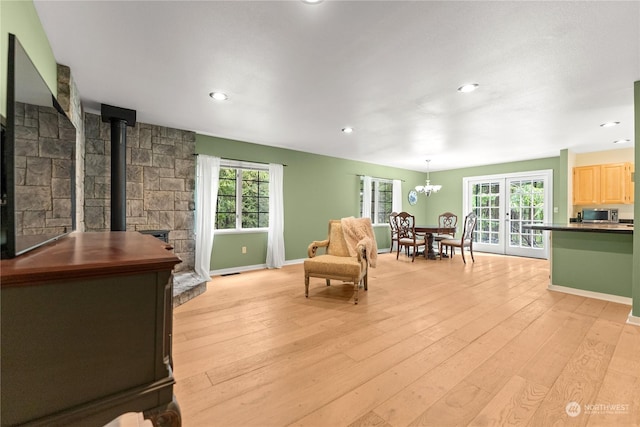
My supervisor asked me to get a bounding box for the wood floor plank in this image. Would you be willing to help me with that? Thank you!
[467,375,548,427]
[372,324,521,426]
[289,336,467,427]
[167,252,637,427]
[528,318,624,426]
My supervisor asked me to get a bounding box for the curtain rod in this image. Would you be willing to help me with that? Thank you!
[193,154,287,167]
[356,174,405,182]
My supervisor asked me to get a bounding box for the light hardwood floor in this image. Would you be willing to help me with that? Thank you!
[170,252,640,427]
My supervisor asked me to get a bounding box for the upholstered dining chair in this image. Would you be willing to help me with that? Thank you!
[433,212,458,257]
[388,212,399,253]
[396,212,426,262]
[438,212,478,264]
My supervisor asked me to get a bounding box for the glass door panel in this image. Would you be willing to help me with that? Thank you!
[464,170,552,259]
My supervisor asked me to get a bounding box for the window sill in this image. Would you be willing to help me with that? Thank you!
[214,228,268,235]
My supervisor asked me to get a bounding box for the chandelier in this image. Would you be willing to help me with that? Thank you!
[415,160,442,196]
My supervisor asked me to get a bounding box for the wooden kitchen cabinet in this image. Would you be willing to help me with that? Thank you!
[573,165,600,205]
[573,162,634,205]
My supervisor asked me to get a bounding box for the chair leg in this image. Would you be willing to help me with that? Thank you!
[326,279,331,286]
[364,272,368,291]
[470,245,475,263]
[411,244,416,262]
[305,275,309,298]
[461,248,467,264]
[354,281,359,304]
[396,244,401,260]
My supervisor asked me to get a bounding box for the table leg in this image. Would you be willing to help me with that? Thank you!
[426,233,437,260]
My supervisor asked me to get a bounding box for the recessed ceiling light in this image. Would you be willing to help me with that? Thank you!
[457,83,479,93]
[209,91,228,101]
[600,121,620,127]
[302,0,323,4]
[613,139,630,144]
[342,127,354,134]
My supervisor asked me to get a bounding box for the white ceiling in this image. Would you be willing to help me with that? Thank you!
[34,0,638,173]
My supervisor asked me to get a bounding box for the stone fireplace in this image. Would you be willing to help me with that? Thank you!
[82,113,196,273]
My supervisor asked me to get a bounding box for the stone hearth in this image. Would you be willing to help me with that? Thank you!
[173,271,207,307]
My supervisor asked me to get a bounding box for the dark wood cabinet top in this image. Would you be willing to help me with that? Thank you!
[524,223,634,234]
[1,232,182,287]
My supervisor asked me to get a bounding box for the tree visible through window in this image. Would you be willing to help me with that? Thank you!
[216,167,269,230]
[360,178,393,224]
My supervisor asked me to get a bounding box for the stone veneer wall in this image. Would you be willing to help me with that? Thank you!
[57,64,85,232]
[83,113,196,272]
[14,102,75,236]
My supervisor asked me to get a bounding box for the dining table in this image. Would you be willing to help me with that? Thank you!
[415,225,456,260]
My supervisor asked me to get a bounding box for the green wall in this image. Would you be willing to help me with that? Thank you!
[551,231,633,298]
[633,81,640,317]
[0,0,57,119]
[425,157,562,223]
[196,134,429,270]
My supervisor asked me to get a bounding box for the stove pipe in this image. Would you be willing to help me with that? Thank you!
[101,104,136,231]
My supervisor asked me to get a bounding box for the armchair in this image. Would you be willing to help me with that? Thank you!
[304,218,375,304]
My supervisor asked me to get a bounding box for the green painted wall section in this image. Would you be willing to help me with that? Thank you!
[196,134,428,270]
[551,231,633,298]
[633,81,640,317]
[558,149,569,222]
[0,0,57,119]
[425,157,562,223]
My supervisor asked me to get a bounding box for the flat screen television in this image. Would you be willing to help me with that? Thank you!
[1,33,76,259]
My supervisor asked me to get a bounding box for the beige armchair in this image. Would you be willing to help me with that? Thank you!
[304,219,375,304]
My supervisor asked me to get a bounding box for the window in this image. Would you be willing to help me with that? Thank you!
[216,164,269,230]
[360,178,394,224]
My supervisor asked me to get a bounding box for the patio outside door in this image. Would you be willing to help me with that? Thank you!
[463,170,552,259]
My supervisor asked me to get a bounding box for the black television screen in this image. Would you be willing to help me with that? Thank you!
[1,33,76,259]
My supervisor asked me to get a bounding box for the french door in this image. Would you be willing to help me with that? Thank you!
[463,170,552,259]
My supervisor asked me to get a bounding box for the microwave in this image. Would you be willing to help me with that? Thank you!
[581,208,619,223]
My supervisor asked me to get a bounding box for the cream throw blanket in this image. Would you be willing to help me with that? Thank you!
[341,216,378,268]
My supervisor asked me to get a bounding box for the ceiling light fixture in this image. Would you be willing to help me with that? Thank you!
[600,121,620,127]
[302,0,323,4]
[342,127,354,134]
[613,139,630,144]
[209,91,228,101]
[457,83,479,93]
[415,160,442,197]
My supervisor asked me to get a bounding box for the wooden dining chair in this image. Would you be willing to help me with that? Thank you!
[439,212,477,264]
[388,212,399,253]
[433,212,458,257]
[396,212,426,262]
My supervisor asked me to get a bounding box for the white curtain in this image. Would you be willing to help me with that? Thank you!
[194,155,220,281]
[266,163,285,268]
[362,175,373,219]
[392,179,403,213]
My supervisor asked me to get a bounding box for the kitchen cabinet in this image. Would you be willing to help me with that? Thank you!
[1,232,182,427]
[573,162,633,205]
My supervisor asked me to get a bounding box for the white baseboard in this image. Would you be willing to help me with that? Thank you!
[210,258,306,276]
[548,284,632,306]
[627,310,640,326]
[210,263,267,276]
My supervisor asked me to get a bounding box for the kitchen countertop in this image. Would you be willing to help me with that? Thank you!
[524,223,634,234]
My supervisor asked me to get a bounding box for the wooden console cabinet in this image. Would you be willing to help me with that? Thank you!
[1,232,182,427]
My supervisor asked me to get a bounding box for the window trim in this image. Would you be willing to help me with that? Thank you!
[360,176,394,225]
[216,160,270,232]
